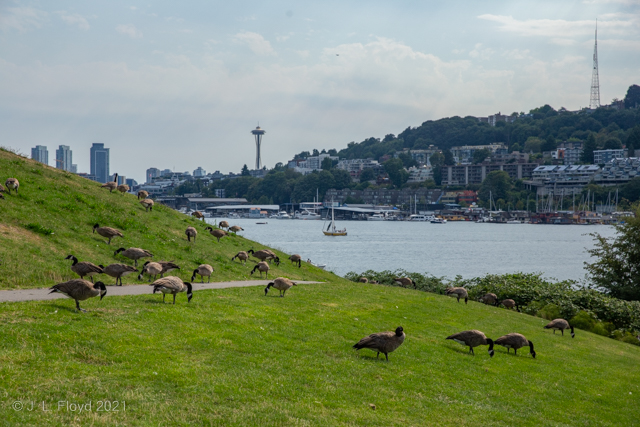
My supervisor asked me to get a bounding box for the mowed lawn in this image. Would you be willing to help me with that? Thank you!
[1,281,638,426]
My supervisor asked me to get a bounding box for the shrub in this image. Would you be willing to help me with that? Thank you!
[537,304,562,320]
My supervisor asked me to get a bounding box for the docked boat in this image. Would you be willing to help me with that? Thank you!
[323,204,347,236]
[409,214,436,222]
[307,259,327,270]
[296,209,322,220]
[367,213,386,221]
[506,220,522,224]
[430,218,447,224]
[275,211,291,219]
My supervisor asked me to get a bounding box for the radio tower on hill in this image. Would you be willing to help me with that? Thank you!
[251,125,266,170]
[589,21,600,110]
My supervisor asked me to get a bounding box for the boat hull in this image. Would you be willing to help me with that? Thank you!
[323,231,347,236]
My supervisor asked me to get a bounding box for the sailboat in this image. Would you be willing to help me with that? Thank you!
[323,203,347,236]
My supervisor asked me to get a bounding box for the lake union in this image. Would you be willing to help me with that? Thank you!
[209,219,618,282]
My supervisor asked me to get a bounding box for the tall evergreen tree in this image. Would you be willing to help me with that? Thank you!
[581,133,598,164]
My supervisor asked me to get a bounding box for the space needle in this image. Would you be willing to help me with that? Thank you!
[251,125,266,170]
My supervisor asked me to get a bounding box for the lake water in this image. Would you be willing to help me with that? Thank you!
[207,218,618,282]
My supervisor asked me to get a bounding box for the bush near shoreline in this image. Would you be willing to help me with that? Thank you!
[345,270,640,345]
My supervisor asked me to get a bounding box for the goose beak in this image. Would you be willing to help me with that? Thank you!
[100,291,107,300]
[489,349,495,358]
[187,292,193,302]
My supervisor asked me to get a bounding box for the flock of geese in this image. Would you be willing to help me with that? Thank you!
[6,173,577,361]
[351,284,575,361]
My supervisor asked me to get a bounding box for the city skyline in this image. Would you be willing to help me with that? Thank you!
[2,1,639,182]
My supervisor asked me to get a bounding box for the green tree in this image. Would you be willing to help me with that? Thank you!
[624,84,640,109]
[478,171,512,205]
[626,126,640,157]
[581,133,598,164]
[321,157,333,171]
[585,209,640,300]
[541,135,557,152]
[384,158,409,188]
[472,148,492,164]
[241,164,250,176]
[603,137,622,150]
[359,168,376,183]
[443,149,454,166]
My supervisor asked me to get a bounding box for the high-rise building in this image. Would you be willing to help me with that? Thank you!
[90,143,110,183]
[193,167,206,177]
[146,167,161,183]
[55,145,73,171]
[31,145,48,165]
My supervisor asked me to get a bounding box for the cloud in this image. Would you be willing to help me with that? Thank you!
[0,7,48,33]
[233,31,275,55]
[469,43,494,60]
[57,12,90,30]
[116,24,142,38]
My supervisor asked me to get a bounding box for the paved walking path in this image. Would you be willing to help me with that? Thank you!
[0,280,324,303]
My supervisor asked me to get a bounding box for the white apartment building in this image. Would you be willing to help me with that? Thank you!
[594,149,625,165]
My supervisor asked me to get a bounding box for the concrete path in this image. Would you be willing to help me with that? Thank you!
[0,280,323,303]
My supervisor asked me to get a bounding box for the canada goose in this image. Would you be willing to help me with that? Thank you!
[150,276,193,304]
[446,330,495,357]
[264,277,297,297]
[544,319,575,338]
[229,225,244,234]
[140,198,154,211]
[219,220,230,230]
[137,190,149,200]
[49,279,107,312]
[92,224,123,245]
[445,287,468,304]
[247,249,278,263]
[204,226,227,242]
[359,277,368,283]
[288,254,302,268]
[114,247,153,266]
[394,277,415,289]
[251,261,269,278]
[353,326,405,362]
[479,293,498,305]
[495,333,536,358]
[191,211,205,221]
[191,264,214,283]
[117,184,130,195]
[185,226,197,242]
[5,178,19,194]
[138,261,163,282]
[101,173,118,192]
[500,299,518,310]
[231,251,249,265]
[65,255,103,282]
[155,261,180,277]
[98,263,138,286]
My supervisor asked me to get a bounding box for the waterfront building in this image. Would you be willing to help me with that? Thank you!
[325,188,442,207]
[55,145,73,171]
[593,157,640,185]
[441,162,538,186]
[31,145,48,165]
[525,165,601,196]
[335,158,382,180]
[594,149,625,165]
[90,143,110,183]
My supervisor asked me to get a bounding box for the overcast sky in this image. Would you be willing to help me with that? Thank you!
[1,0,639,182]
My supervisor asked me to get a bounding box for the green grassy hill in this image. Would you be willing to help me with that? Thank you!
[0,148,335,289]
[1,148,639,426]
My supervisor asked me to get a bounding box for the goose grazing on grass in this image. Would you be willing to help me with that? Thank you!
[445,287,468,304]
[114,247,153,267]
[192,264,214,283]
[353,326,405,362]
[288,254,302,268]
[65,255,103,282]
[138,261,163,282]
[99,263,138,286]
[49,279,107,312]
[137,190,149,200]
[150,276,193,304]
[264,277,297,297]
[93,224,123,245]
[185,226,197,242]
[250,261,269,278]
[204,226,227,242]
[544,319,575,338]
[157,261,180,277]
[359,277,368,283]
[101,173,118,193]
[231,251,249,265]
[479,293,498,305]
[495,333,536,358]
[5,178,19,194]
[229,225,244,234]
[117,184,130,195]
[394,277,415,289]
[140,198,154,211]
[218,220,230,230]
[500,299,518,310]
[191,211,205,221]
[247,249,278,263]
[446,330,494,357]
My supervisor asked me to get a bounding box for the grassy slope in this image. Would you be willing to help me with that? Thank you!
[1,149,639,426]
[0,149,336,289]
